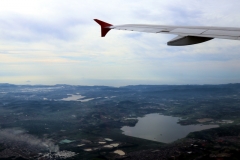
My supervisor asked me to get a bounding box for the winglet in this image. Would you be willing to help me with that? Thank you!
[94,19,113,37]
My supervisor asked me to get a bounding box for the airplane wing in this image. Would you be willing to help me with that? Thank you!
[94,19,240,46]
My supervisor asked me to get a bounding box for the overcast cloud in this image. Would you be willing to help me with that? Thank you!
[1,0,240,86]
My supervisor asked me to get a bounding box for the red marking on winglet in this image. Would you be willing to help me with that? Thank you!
[94,19,113,37]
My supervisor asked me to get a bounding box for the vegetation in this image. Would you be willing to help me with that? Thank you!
[1,83,240,159]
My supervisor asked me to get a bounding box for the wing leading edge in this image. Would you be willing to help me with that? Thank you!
[94,19,240,46]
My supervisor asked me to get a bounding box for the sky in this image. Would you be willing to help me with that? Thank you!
[1,0,240,86]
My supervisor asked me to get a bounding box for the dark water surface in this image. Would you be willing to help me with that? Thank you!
[121,113,219,143]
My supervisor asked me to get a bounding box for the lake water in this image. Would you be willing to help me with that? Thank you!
[121,113,219,143]
[61,95,85,101]
[61,95,95,102]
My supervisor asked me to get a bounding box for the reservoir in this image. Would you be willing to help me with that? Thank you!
[61,94,95,102]
[121,113,219,143]
[61,94,85,101]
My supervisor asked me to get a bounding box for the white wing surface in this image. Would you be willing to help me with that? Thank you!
[94,19,240,46]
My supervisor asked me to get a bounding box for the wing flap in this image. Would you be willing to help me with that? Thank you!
[196,34,238,40]
[202,30,240,37]
[170,28,206,34]
[113,26,165,33]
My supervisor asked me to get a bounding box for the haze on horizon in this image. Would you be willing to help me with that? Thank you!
[1,0,240,86]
